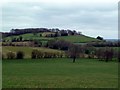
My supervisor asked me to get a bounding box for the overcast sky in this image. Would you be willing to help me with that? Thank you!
[1,0,118,39]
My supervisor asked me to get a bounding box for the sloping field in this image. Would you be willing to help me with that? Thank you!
[3,33,53,41]
[57,35,100,43]
[2,46,63,58]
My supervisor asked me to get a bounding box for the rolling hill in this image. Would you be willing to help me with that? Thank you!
[57,35,101,43]
[3,32,101,43]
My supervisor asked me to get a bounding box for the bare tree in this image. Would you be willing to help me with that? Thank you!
[104,47,114,62]
[68,44,82,63]
[95,48,104,60]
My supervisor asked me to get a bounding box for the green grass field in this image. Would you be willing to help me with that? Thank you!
[57,35,100,43]
[2,58,118,88]
[3,33,53,42]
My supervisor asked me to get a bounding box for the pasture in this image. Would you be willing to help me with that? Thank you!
[3,33,53,43]
[57,35,100,43]
[2,58,118,88]
[2,46,63,58]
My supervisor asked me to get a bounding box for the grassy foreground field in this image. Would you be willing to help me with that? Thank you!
[3,58,118,88]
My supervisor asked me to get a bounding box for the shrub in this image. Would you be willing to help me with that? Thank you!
[16,51,24,59]
[118,49,120,62]
[43,52,49,58]
[96,36,103,40]
[47,52,52,58]
[95,47,114,62]
[51,52,56,58]
[104,47,114,62]
[37,51,43,58]
[33,40,42,47]
[31,49,40,59]
[59,52,63,58]
[68,44,82,63]
[47,39,71,50]
[7,51,16,59]
[31,49,62,59]
[2,54,5,60]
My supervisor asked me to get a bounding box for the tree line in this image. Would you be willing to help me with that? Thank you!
[2,45,120,63]
[88,41,120,47]
[2,28,82,38]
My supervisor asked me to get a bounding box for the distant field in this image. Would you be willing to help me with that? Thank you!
[2,58,118,88]
[57,35,100,43]
[2,46,63,58]
[96,47,119,51]
[3,33,53,42]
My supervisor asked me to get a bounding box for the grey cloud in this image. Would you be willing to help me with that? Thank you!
[2,2,118,39]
